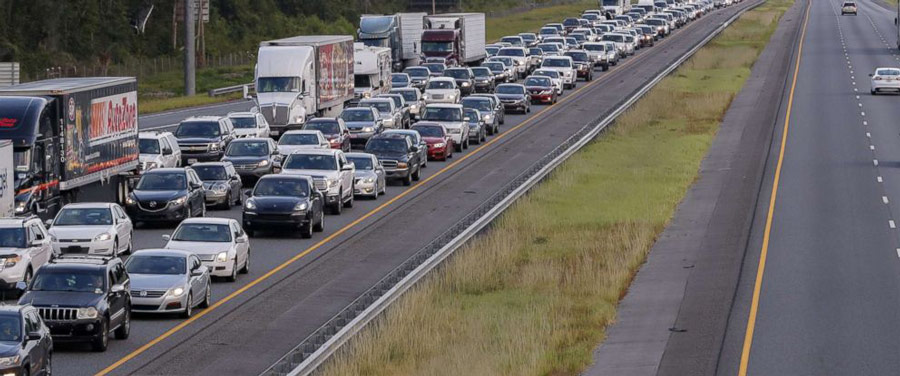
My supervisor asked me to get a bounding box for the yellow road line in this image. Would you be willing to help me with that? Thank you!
[96,14,712,376]
[737,1,811,375]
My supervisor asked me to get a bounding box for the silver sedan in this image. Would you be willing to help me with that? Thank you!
[125,249,212,318]
[346,153,386,199]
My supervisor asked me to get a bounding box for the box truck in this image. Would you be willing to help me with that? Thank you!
[353,43,393,105]
[600,0,631,15]
[0,77,140,217]
[422,13,486,66]
[256,36,355,137]
[358,13,427,71]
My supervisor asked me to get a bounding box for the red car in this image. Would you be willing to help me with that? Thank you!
[412,122,454,161]
[524,75,558,104]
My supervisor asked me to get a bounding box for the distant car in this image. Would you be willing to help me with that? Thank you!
[302,117,351,152]
[376,93,412,129]
[280,149,355,214]
[221,138,281,183]
[562,17,581,33]
[48,203,133,257]
[126,249,211,317]
[583,42,614,71]
[870,67,900,94]
[0,217,53,290]
[421,63,447,78]
[345,153,387,198]
[602,33,632,57]
[537,42,563,57]
[382,129,429,169]
[402,66,431,90]
[487,56,517,79]
[277,130,331,155]
[190,162,243,209]
[470,67,496,93]
[527,47,545,72]
[364,134,422,186]
[524,75,558,104]
[469,93,507,126]
[125,168,207,225]
[227,112,271,139]
[500,36,525,47]
[139,131,182,173]
[518,32,539,47]
[22,255,131,352]
[497,48,530,78]
[0,305,52,376]
[423,77,461,105]
[163,218,250,281]
[541,56,577,89]
[420,104,469,152]
[481,61,511,83]
[495,84,531,114]
[539,26,560,40]
[174,116,236,165]
[564,50,594,81]
[531,69,564,95]
[443,67,476,96]
[390,87,426,119]
[390,73,411,88]
[463,108,486,145]
[411,123,454,161]
[461,96,500,135]
[340,107,383,148]
[358,98,402,130]
[241,174,325,238]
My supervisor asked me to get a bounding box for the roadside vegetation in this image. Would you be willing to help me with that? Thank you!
[486,0,595,41]
[315,0,793,375]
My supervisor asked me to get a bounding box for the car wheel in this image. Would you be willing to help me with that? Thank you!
[235,191,242,205]
[199,203,206,217]
[124,237,133,255]
[332,192,343,215]
[200,279,212,308]
[91,319,109,352]
[344,188,354,208]
[464,139,469,150]
[872,89,877,95]
[314,211,325,232]
[226,259,238,282]
[241,250,250,274]
[44,352,51,376]
[221,193,232,210]
[413,166,421,181]
[114,306,130,339]
[481,130,486,142]
[403,173,412,186]
[182,294,194,318]
[301,220,313,239]
[455,142,463,152]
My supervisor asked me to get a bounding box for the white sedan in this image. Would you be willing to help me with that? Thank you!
[870,67,900,95]
[163,218,250,282]
[47,203,133,256]
[423,77,461,105]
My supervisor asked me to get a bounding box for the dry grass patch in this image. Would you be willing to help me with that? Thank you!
[316,1,792,375]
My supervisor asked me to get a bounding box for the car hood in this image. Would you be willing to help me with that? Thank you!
[354,170,378,179]
[281,169,338,179]
[222,156,267,164]
[368,151,409,161]
[20,291,103,307]
[177,137,219,144]
[133,190,186,202]
[48,226,112,240]
[345,121,376,129]
[202,180,228,190]
[0,342,20,357]
[165,241,232,256]
[139,154,161,163]
[250,196,306,213]
[422,136,446,144]
[278,145,324,155]
[496,93,526,100]
[425,89,457,96]
[130,274,185,291]
[526,85,553,91]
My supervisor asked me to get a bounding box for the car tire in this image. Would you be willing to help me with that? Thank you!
[403,173,412,186]
[241,250,250,274]
[44,352,51,376]
[332,192,343,215]
[301,221,313,239]
[199,203,206,217]
[182,294,193,318]
[235,192,242,205]
[871,89,877,95]
[413,166,421,181]
[314,212,325,232]
[91,319,109,352]
[221,193,232,210]
[226,259,238,282]
[481,130,486,142]
[344,187,354,208]
[200,279,212,308]
[114,306,130,339]
[124,237,133,255]
[455,142,463,152]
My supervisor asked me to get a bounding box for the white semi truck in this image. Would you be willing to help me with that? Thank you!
[256,36,355,137]
[352,43,393,105]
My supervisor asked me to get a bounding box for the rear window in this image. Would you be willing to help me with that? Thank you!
[877,69,900,76]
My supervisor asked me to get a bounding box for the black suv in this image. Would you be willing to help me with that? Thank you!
[174,116,236,165]
[242,174,325,238]
[364,134,421,186]
[18,255,131,352]
[125,168,207,225]
[221,138,281,183]
[0,305,52,376]
[443,68,476,96]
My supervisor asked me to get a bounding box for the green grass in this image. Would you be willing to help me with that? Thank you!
[139,65,254,114]
[314,1,793,375]
[486,1,595,42]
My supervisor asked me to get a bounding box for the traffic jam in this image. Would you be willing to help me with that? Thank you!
[0,0,731,373]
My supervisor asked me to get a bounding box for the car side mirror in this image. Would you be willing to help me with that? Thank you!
[26,332,41,342]
[190,182,202,190]
[235,237,247,243]
[110,284,125,294]
[342,164,353,171]
[230,175,240,181]
[191,268,204,276]
[869,73,874,77]
[410,146,419,153]
[30,239,43,247]
[162,148,173,155]
[15,281,26,292]
[162,234,172,242]
[44,219,52,228]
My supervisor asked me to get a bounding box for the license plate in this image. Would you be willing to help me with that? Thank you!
[188,158,198,164]
[270,130,280,136]
[350,134,360,138]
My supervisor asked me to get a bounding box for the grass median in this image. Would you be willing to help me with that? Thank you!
[315,1,792,375]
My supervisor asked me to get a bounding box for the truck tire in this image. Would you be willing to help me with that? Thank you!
[91,319,109,352]
[412,166,421,181]
[344,186,354,208]
[314,212,325,232]
[403,173,412,186]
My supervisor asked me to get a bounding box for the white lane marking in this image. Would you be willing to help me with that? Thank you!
[883,196,889,204]
[867,132,872,138]
[871,145,876,150]
[858,103,863,107]
[895,248,900,258]
[890,220,896,229]
[878,176,884,183]
[854,88,858,92]
[856,95,860,99]
[862,111,866,116]
[863,121,868,126]
[874,159,879,166]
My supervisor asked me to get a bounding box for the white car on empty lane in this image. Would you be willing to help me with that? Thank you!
[870,67,900,95]
[47,203,133,256]
[163,218,250,282]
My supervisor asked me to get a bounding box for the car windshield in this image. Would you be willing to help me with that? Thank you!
[534,70,560,78]
[482,63,504,72]
[422,41,453,53]
[413,126,443,138]
[486,47,500,55]
[253,178,309,197]
[603,34,625,42]
[423,64,445,74]
[305,121,340,135]
[382,96,403,108]
[0,228,25,248]
[462,98,493,112]
[54,208,112,226]
[362,102,392,114]
[498,49,525,57]
[471,68,491,78]
[444,69,470,79]
[525,77,551,86]
[529,48,543,56]
[347,157,374,170]
[540,28,557,35]
[497,86,525,95]
[464,109,479,123]
[427,80,454,90]
[566,52,590,62]
[30,270,105,293]
[226,141,269,157]
[192,165,227,181]
[229,117,258,129]
[175,122,220,138]
[543,59,571,68]
[355,75,371,88]
[283,154,337,170]
[0,315,20,342]
[280,133,320,145]
[393,90,418,103]
[126,255,186,275]
[173,223,232,242]
[391,75,409,85]
[341,110,375,122]
[571,34,587,42]
[520,34,537,41]
[404,68,430,78]
[257,77,300,93]
[539,44,560,53]
[422,108,462,121]
[139,139,160,154]
[366,138,408,153]
[501,38,521,45]
[137,172,186,190]
[584,44,605,51]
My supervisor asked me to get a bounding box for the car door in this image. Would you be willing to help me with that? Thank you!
[107,266,127,328]
[230,221,249,269]
[23,310,43,374]
[188,255,204,303]
[28,222,51,267]
[112,205,132,252]
[187,170,205,210]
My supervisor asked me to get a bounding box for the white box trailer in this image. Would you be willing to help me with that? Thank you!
[353,43,393,103]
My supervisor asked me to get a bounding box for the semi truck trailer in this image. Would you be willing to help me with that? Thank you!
[358,13,427,71]
[422,13,486,66]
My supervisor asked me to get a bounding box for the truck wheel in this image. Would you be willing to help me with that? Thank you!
[114,307,130,339]
[314,212,325,232]
[403,173,412,186]
[413,167,421,181]
[344,187,354,208]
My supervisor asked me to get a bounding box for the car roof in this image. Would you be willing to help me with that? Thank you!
[60,202,115,209]
[179,217,234,225]
[230,137,270,143]
[430,77,456,82]
[144,168,187,174]
[526,75,552,81]
[344,152,376,159]
[0,217,27,227]
[425,103,463,109]
[289,148,339,155]
[227,112,256,118]
[131,248,192,258]
[412,122,445,128]
[359,98,393,104]
[308,117,339,122]
[383,129,417,136]
[190,161,232,167]
[283,130,324,135]
[139,131,173,139]
[182,116,221,122]
[372,133,409,141]
[258,173,311,182]
[0,305,25,314]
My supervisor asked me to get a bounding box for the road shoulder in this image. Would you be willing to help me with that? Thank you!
[583,1,808,375]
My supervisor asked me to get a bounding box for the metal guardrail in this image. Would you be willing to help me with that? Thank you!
[208,82,254,97]
[260,3,762,375]
[0,63,20,88]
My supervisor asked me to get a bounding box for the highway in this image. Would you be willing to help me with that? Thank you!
[717,0,900,374]
[37,3,760,375]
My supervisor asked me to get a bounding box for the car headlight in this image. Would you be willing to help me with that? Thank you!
[216,251,229,262]
[213,183,229,193]
[397,162,408,169]
[462,82,471,87]
[14,200,26,214]
[433,142,445,148]
[209,143,220,151]
[244,199,257,210]
[145,162,159,170]
[125,195,136,205]
[363,177,375,184]
[170,287,185,297]
[170,196,187,206]
[423,93,431,99]
[294,202,308,211]
[483,114,492,121]
[93,233,112,242]
[258,159,270,167]
[448,94,457,100]
[2,255,20,268]
[363,92,372,98]
[77,307,99,319]
[0,355,20,367]
[362,127,375,132]
[328,178,340,188]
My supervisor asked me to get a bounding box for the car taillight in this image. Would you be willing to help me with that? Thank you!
[875,77,884,81]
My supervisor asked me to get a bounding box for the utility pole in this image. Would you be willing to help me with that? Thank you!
[183,0,196,96]
[432,0,436,14]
